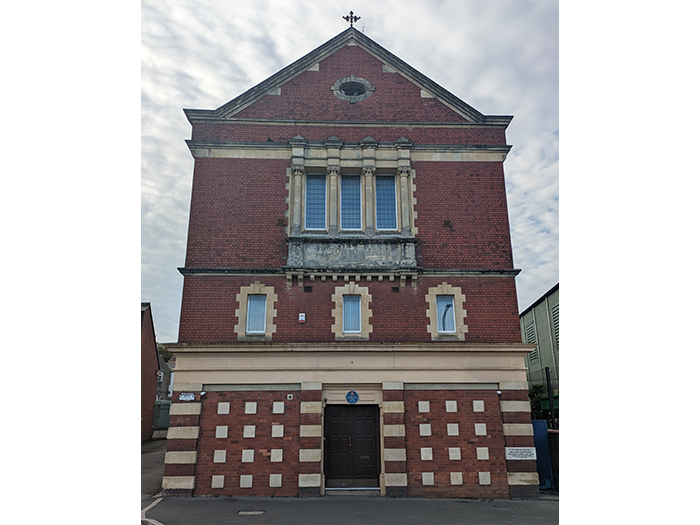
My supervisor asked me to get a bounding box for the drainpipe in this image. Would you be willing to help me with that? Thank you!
[545,367,557,430]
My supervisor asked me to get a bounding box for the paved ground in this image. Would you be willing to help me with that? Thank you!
[144,496,558,525]
[141,439,168,511]
[141,440,558,524]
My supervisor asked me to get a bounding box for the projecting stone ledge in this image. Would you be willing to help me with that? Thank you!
[286,235,418,270]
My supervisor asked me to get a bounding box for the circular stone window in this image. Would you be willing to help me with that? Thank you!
[331,75,375,103]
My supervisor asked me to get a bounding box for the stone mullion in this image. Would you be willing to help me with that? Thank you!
[327,166,340,236]
[291,166,304,236]
[362,166,376,235]
[398,167,411,236]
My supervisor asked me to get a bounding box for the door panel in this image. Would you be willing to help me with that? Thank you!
[327,407,351,479]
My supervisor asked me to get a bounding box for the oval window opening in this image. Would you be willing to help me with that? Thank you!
[340,82,366,96]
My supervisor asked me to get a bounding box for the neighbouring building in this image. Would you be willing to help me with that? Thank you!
[163,26,538,499]
[519,283,559,392]
[141,302,160,442]
[156,353,172,401]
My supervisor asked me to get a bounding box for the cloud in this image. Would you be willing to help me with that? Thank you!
[141,0,559,338]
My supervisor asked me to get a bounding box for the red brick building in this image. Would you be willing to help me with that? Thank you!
[163,27,538,499]
[141,302,160,442]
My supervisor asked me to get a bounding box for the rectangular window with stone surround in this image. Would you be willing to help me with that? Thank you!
[332,283,372,341]
[425,283,467,341]
[235,282,278,342]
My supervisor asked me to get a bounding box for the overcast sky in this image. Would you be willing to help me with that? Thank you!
[141,0,559,342]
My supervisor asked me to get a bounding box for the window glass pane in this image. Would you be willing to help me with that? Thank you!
[341,175,362,229]
[376,176,397,230]
[247,295,267,333]
[305,175,326,229]
[343,295,361,333]
[436,295,455,333]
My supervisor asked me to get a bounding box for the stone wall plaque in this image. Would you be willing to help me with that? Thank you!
[505,447,537,460]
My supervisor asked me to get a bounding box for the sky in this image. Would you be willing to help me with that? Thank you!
[141,0,560,343]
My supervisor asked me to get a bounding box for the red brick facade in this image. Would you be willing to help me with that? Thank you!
[166,387,534,499]
[164,28,538,499]
[184,158,290,269]
[178,275,521,344]
[412,160,514,269]
[402,389,510,498]
[232,45,467,124]
[192,123,506,145]
[193,391,302,497]
[182,158,514,271]
[141,303,159,442]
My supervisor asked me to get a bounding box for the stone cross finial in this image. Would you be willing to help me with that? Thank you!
[343,11,360,27]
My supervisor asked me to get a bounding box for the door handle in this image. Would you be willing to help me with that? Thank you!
[349,435,352,451]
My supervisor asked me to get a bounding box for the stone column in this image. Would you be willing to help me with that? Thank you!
[291,166,304,236]
[325,137,342,236]
[398,167,412,237]
[327,166,340,237]
[289,135,307,236]
[362,166,376,236]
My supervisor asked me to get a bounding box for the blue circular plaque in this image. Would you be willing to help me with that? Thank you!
[346,390,359,404]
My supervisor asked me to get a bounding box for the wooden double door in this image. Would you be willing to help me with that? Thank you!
[324,405,380,488]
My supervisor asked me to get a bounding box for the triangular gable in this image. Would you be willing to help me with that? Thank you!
[185,28,511,126]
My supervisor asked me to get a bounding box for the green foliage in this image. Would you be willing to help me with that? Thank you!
[529,384,549,421]
[529,383,559,428]
[157,343,173,362]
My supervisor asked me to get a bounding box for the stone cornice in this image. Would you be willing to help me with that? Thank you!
[184,117,514,129]
[166,342,535,355]
[185,140,512,162]
[178,267,519,277]
[186,139,511,151]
